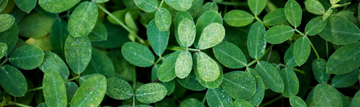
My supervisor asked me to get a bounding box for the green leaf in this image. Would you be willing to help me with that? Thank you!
[213,41,247,69]
[0,65,27,97]
[312,58,330,83]
[43,69,67,107]
[155,8,172,31]
[0,43,6,59]
[263,8,287,26]
[194,11,222,47]
[247,21,266,59]
[233,100,253,107]
[264,25,294,44]
[304,0,325,15]
[195,52,220,82]
[341,93,350,107]
[319,15,360,45]
[14,0,36,13]
[79,74,102,85]
[106,78,133,100]
[88,20,107,42]
[134,0,158,12]
[68,1,98,38]
[350,90,360,107]
[18,13,55,38]
[176,72,206,91]
[49,19,69,59]
[280,67,299,98]
[322,8,333,20]
[39,51,70,81]
[206,87,233,107]
[165,0,192,11]
[284,0,302,27]
[0,22,17,55]
[38,0,80,13]
[223,10,254,27]
[157,51,181,82]
[160,80,175,95]
[305,16,327,36]
[147,19,170,56]
[70,74,107,107]
[121,42,155,67]
[9,45,44,70]
[37,103,48,107]
[93,0,109,3]
[194,55,223,89]
[65,82,78,102]
[222,71,256,100]
[91,20,130,49]
[255,61,284,93]
[82,47,115,78]
[177,18,196,47]
[289,96,306,107]
[313,84,342,107]
[293,37,311,66]
[197,23,225,50]
[330,0,340,4]
[331,69,360,88]
[198,2,218,17]
[326,42,360,74]
[0,0,8,12]
[246,68,265,106]
[180,98,205,107]
[187,0,204,18]
[248,0,267,15]
[175,51,192,79]
[0,14,14,32]
[64,36,92,74]
[284,44,297,67]
[135,83,167,103]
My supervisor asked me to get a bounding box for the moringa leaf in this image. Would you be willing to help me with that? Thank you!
[0,65,27,97]
[147,19,170,56]
[326,42,360,74]
[175,51,192,79]
[293,37,311,66]
[305,16,327,36]
[157,51,181,82]
[248,0,267,15]
[9,45,44,70]
[68,1,98,38]
[206,87,233,107]
[82,47,115,78]
[264,25,294,44]
[165,0,192,11]
[280,67,299,98]
[247,21,266,59]
[263,8,287,26]
[64,36,92,74]
[38,0,80,13]
[289,96,306,107]
[197,23,225,50]
[223,10,254,27]
[312,58,330,83]
[18,13,55,38]
[134,0,158,12]
[49,18,69,59]
[255,61,284,93]
[14,0,36,13]
[39,51,70,81]
[43,69,67,107]
[0,14,14,32]
[121,42,155,67]
[221,71,256,100]
[155,8,172,31]
[213,41,247,69]
[331,69,360,88]
[135,83,167,103]
[106,78,133,100]
[284,0,302,27]
[88,20,107,42]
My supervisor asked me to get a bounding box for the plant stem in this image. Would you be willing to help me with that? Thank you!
[27,87,43,92]
[166,46,199,52]
[158,0,165,9]
[0,57,8,67]
[246,44,274,67]
[202,94,206,104]
[216,1,247,6]
[254,15,270,28]
[295,29,320,59]
[96,3,145,44]
[67,75,80,82]
[15,103,31,107]
[133,66,137,107]
[259,95,283,107]
[326,41,329,59]
[279,63,307,75]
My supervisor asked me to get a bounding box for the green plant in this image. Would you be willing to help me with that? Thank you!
[1,0,360,106]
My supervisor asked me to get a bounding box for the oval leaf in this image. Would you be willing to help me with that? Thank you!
[135,83,167,103]
[304,0,325,15]
[206,87,233,107]
[106,78,133,100]
[248,0,267,15]
[121,42,155,67]
[9,45,44,70]
[0,22,18,55]
[290,96,306,107]
[293,37,311,66]
[134,0,158,12]
[157,51,181,82]
[255,61,284,93]
[284,0,302,27]
[0,43,7,59]
[160,80,175,95]
[222,71,256,100]
[38,0,80,13]
[147,19,170,56]
[312,58,330,83]
[65,82,78,102]
[175,51,192,79]
[39,51,70,81]
[18,13,55,38]
[331,69,360,88]
[233,100,253,107]
[165,0,192,11]
[82,47,115,78]
[326,42,360,74]
[284,43,297,67]
[64,36,92,74]
[14,0,36,13]
[88,20,107,42]
[194,56,223,88]
[0,65,27,97]
[68,1,98,38]
[155,8,171,31]
[313,84,342,107]
[213,41,247,69]
[350,90,360,107]
[195,11,222,47]
[305,16,327,36]
[180,98,205,107]
[0,14,15,32]
[197,23,225,49]
[0,0,8,12]
[196,52,220,82]
[49,18,69,59]
[176,72,206,91]
[223,10,254,27]
[43,69,67,107]
[264,25,294,44]
[178,18,196,47]
[246,68,265,106]
[280,67,299,98]
[247,21,266,59]
[263,8,287,26]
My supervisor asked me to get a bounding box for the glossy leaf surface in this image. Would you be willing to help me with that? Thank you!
[82,47,115,78]
[49,19,68,59]
[304,0,324,15]
[134,0,158,12]
[0,22,17,55]
[233,100,253,107]
[9,45,44,70]
[264,25,294,44]
[68,1,98,38]
[305,16,327,36]
[246,68,265,106]
[247,21,266,59]
[0,14,14,32]
[222,71,256,100]
[176,72,206,91]
[263,8,287,26]
[248,0,267,15]
[0,43,6,59]
[289,96,306,107]
[70,75,107,107]
[121,42,155,67]
[106,78,133,100]
[206,87,233,107]
[64,36,92,74]
[14,0,36,13]
[331,69,360,88]
[293,37,311,66]
[284,44,297,67]
[213,41,247,69]
[223,10,254,27]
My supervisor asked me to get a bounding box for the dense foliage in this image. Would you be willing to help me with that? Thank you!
[1,0,360,107]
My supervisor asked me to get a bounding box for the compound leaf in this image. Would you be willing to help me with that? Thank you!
[313,84,342,107]
[284,0,302,27]
[0,65,27,97]
[206,87,233,107]
[165,0,192,11]
[68,1,98,38]
[0,22,17,55]
[263,8,287,26]
[255,61,284,93]
[331,69,360,88]
[88,20,107,42]
[264,25,294,44]
[43,69,67,107]
[326,42,360,74]
[147,19,170,56]
[49,19,69,59]
[247,21,266,59]
[176,72,206,91]
[0,14,14,32]
[289,96,306,107]
[135,83,167,103]
[155,8,171,31]
[197,23,225,50]
[9,45,44,70]
[246,68,265,106]
[157,51,181,82]
[121,42,155,67]
[248,0,267,15]
[223,10,254,27]
[180,98,205,107]
[82,47,115,78]
[221,71,256,100]
[175,51,192,79]
[106,78,133,100]
[39,51,70,81]
[213,41,247,69]
[18,13,55,38]
[195,52,220,82]
[64,36,92,74]
[312,58,330,83]
[38,0,80,13]
[134,0,158,12]
[280,67,299,98]
[305,16,327,36]
[293,37,311,66]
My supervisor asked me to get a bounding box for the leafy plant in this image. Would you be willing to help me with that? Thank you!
[1,0,360,107]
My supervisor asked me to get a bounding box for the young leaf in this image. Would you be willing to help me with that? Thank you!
[121,42,155,67]
[14,0,36,13]
[175,51,192,79]
[160,80,175,95]
[313,84,342,107]
[106,78,133,100]
[165,0,192,11]
[134,0,158,12]
[247,21,266,59]
[43,69,67,107]
[255,61,284,93]
[0,22,17,55]
[180,98,205,107]
[213,41,247,69]
[157,51,181,82]
[248,0,267,15]
[223,10,254,27]
[312,58,330,83]
[177,18,196,47]
[70,74,107,107]
[38,0,80,13]
[263,8,287,26]
[280,67,299,98]
[82,47,115,78]
[195,52,220,82]
[155,7,172,31]
[64,36,92,74]
[194,11,222,47]
[18,13,55,38]
[319,15,360,45]
[9,45,44,70]
[206,87,233,107]
[197,23,225,50]
[68,1,98,38]
[264,25,294,44]
[49,18,69,59]
[0,14,14,32]
[331,69,360,88]
[284,0,302,27]
[289,96,306,107]
[39,51,70,81]
[284,44,297,67]
[293,37,311,66]
[0,65,27,97]
[221,71,256,100]
[305,16,327,36]
[304,0,325,15]
[88,20,107,42]
[135,83,167,103]
[350,90,360,107]
[233,100,253,107]
[65,82,78,102]
[176,72,206,91]
[147,19,170,56]
[246,68,265,106]
[0,43,7,59]
[326,42,360,74]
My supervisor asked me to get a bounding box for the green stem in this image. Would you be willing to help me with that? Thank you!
[202,94,206,104]
[96,3,145,44]
[246,44,274,67]
[27,87,43,93]
[295,29,320,59]
[158,0,165,9]
[216,1,247,6]
[166,46,199,52]
[279,63,307,75]
[133,66,137,107]
[294,29,305,36]
[259,95,283,107]
[326,41,329,59]
[15,103,31,107]
[0,57,8,67]
[154,57,163,65]
[67,75,80,82]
